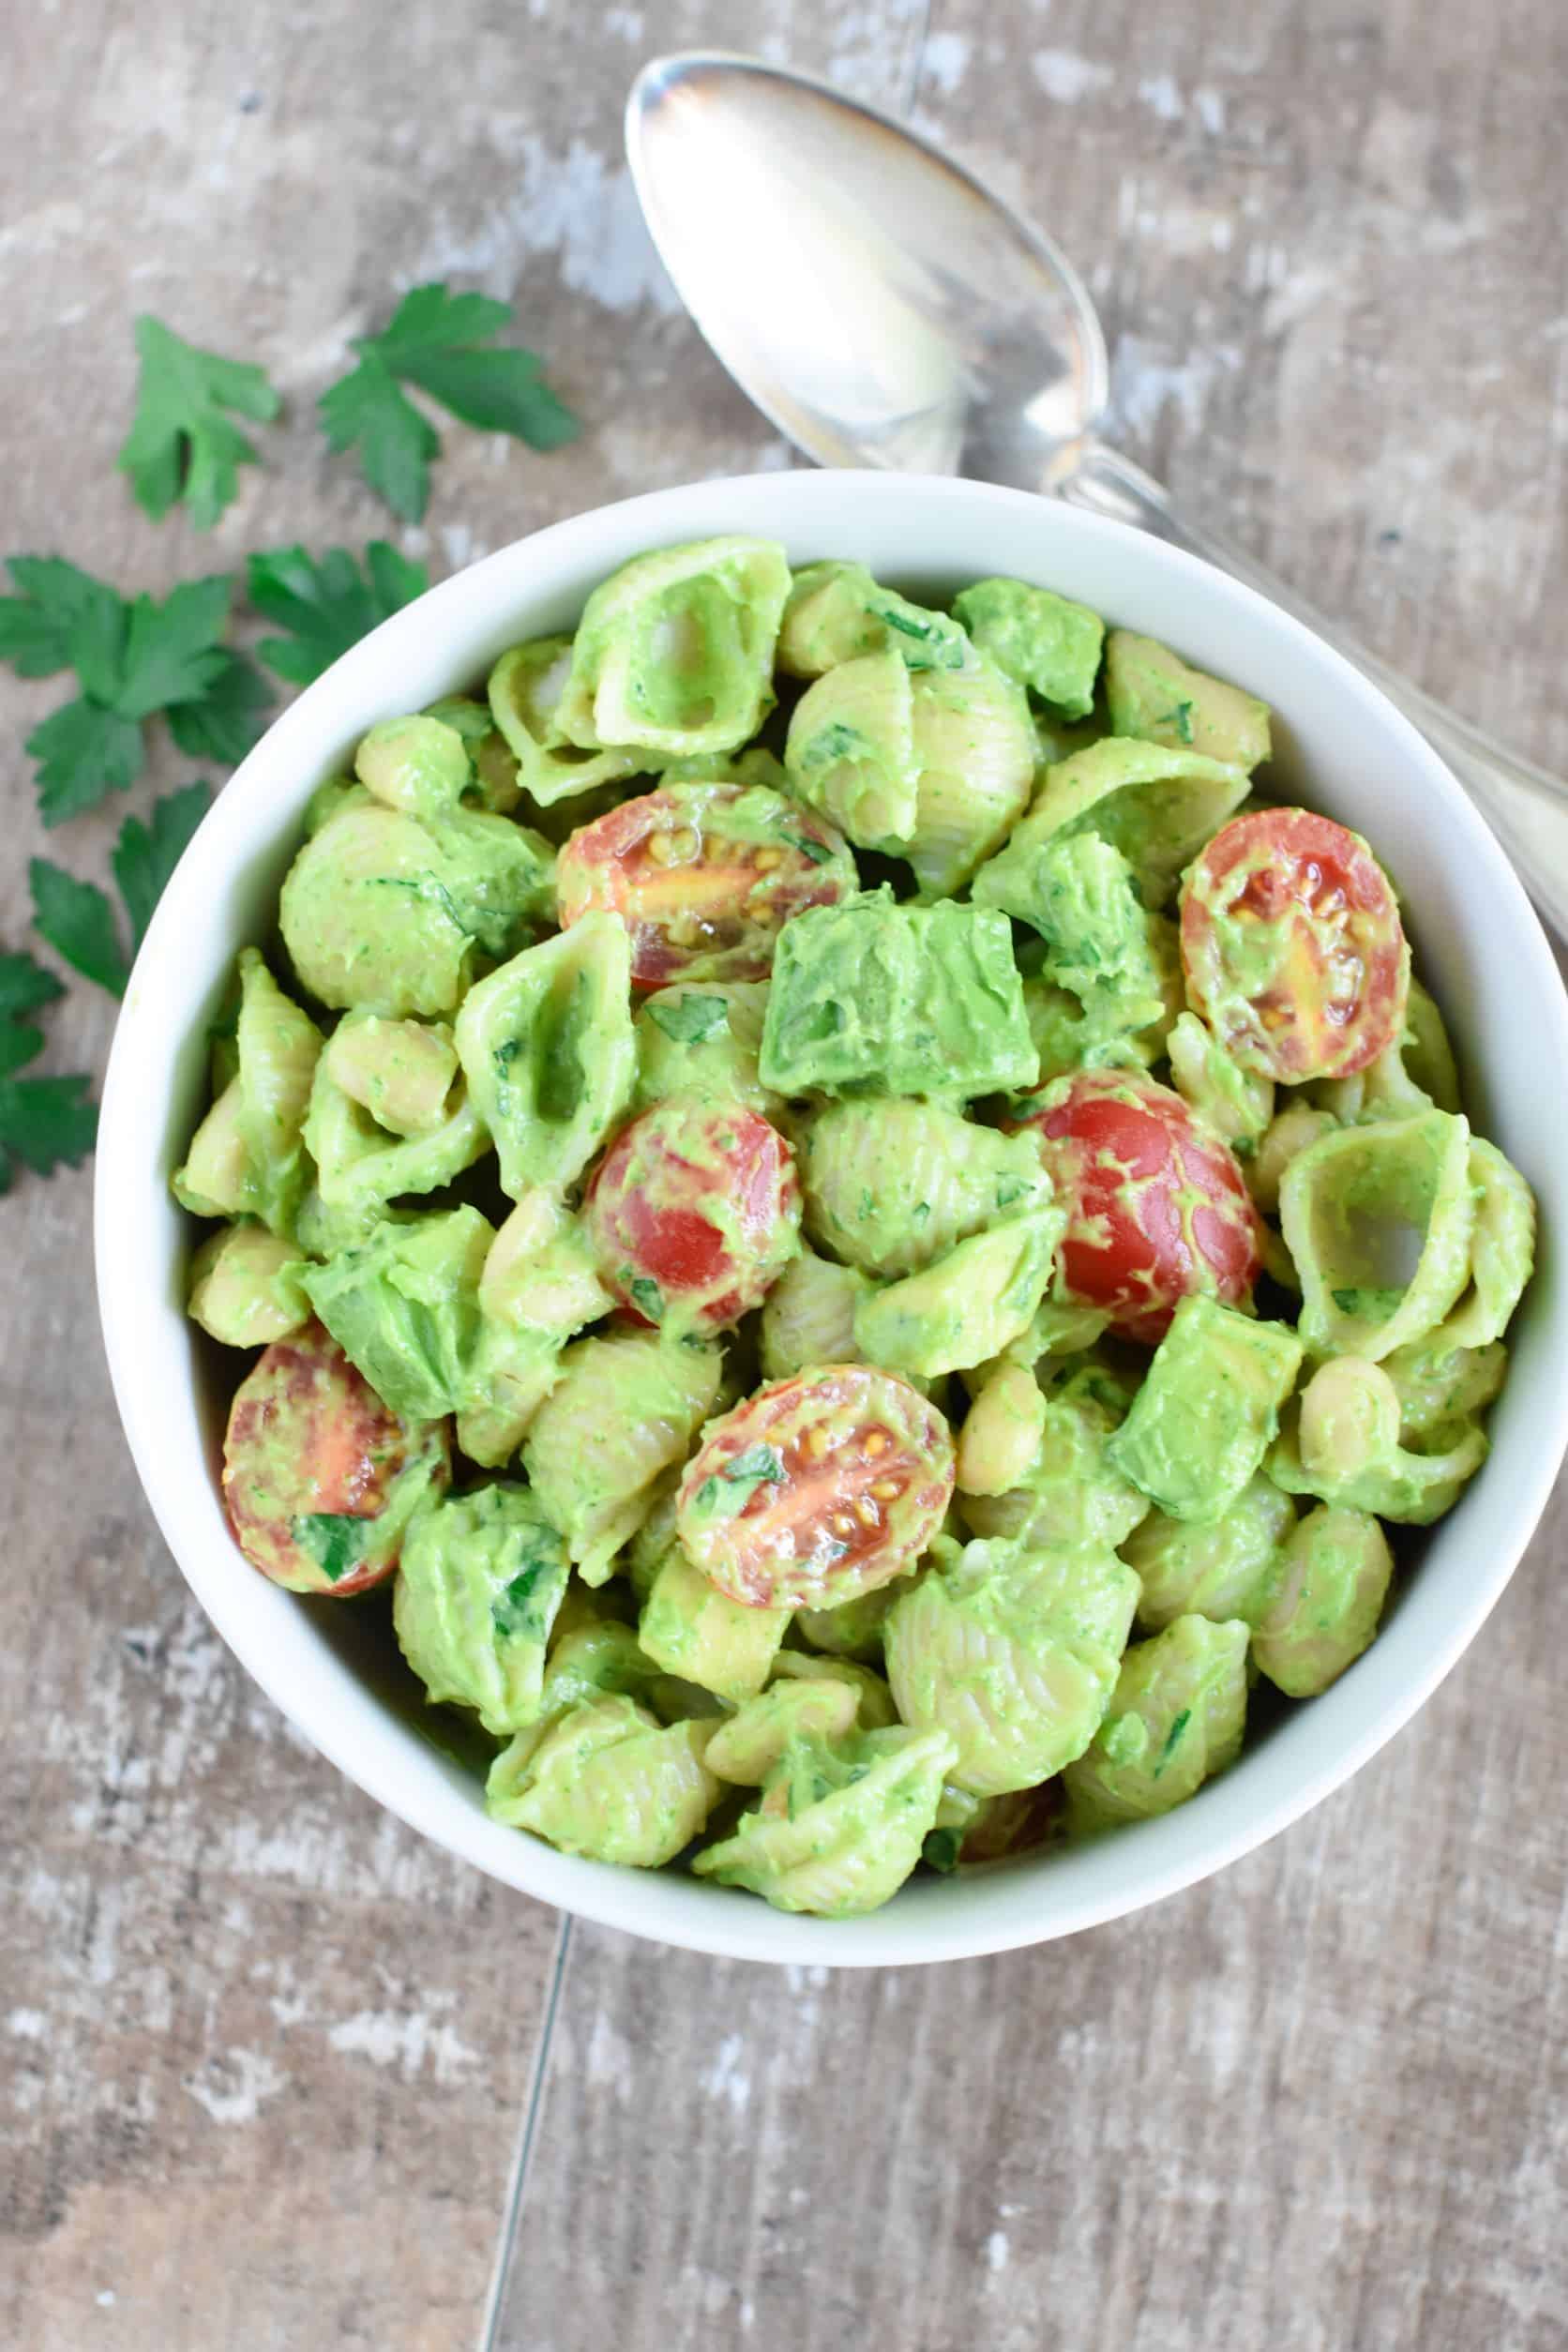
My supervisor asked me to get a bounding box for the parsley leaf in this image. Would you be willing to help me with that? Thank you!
[0,949,97,1192]
[647,992,731,1046]
[290,1512,371,1583]
[722,1443,786,1485]
[165,651,272,763]
[0,556,125,679]
[627,1274,665,1322]
[0,559,267,823]
[118,315,281,529]
[319,282,578,521]
[0,953,62,1074]
[248,542,429,686]
[112,784,212,947]
[30,784,212,997]
[29,862,128,996]
[25,700,144,826]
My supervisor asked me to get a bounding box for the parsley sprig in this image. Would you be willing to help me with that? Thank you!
[30,784,212,997]
[0,952,97,1193]
[248,542,428,686]
[319,283,578,521]
[119,316,282,529]
[0,559,267,823]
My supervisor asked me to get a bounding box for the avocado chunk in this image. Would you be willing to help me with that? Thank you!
[1107,1295,1304,1524]
[759,887,1038,1099]
[1105,630,1272,772]
[394,1483,571,1736]
[951,577,1105,719]
[301,1205,492,1422]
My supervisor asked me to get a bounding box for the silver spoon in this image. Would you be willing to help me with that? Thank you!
[626,51,1568,940]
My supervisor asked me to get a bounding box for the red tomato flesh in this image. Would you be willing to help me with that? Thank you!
[587,1098,801,1334]
[1180,807,1409,1081]
[555,780,853,987]
[223,1322,448,1595]
[1011,1071,1261,1345]
[676,1364,954,1610]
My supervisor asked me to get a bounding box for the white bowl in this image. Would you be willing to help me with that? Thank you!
[96,471,1568,1967]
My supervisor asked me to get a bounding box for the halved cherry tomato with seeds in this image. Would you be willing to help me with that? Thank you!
[555,779,856,987]
[676,1364,954,1610]
[1010,1071,1261,1346]
[587,1098,801,1335]
[223,1322,449,1594]
[1180,807,1409,1081]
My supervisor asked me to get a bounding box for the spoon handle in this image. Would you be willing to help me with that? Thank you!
[1056,439,1568,941]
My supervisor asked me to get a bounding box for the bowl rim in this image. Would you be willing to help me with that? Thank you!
[95,467,1568,1968]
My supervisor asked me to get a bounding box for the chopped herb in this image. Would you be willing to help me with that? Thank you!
[912,1201,931,1221]
[696,1476,719,1512]
[995,1175,1031,1210]
[801,720,864,769]
[0,950,97,1193]
[647,991,731,1046]
[318,281,578,522]
[291,1512,371,1583]
[248,542,429,686]
[788,834,836,867]
[29,785,213,998]
[490,1554,559,1639]
[922,1826,963,1874]
[628,1274,665,1321]
[721,1442,786,1485]
[118,315,281,528]
[858,1186,875,1221]
[1157,1707,1192,1771]
[1155,699,1196,745]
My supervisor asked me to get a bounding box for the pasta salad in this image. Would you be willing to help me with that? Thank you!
[174,538,1537,1918]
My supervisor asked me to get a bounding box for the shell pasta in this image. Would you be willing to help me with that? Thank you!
[176,535,1538,1920]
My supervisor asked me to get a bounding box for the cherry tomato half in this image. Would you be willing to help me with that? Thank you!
[1010,1071,1261,1345]
[223,1322,449,1594]
[587,1098,801,1334]
[555,780,855,987]
[676,1365,955,1610]
[1180,807,1409,1081]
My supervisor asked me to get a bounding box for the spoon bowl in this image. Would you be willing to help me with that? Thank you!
[627,51,1107,488]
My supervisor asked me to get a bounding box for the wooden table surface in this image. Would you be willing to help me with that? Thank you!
[5,5,1567,2347]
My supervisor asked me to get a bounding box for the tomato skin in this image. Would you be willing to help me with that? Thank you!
[1011,1071,1261,1345]
[222,1322,448,1595]
[587,1099,801,1334]
[1180,807,1409,1081]
[555,781,854,987]
[676,1365,955,1610]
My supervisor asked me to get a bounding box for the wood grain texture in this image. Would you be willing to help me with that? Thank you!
[2,0,1566,2347]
